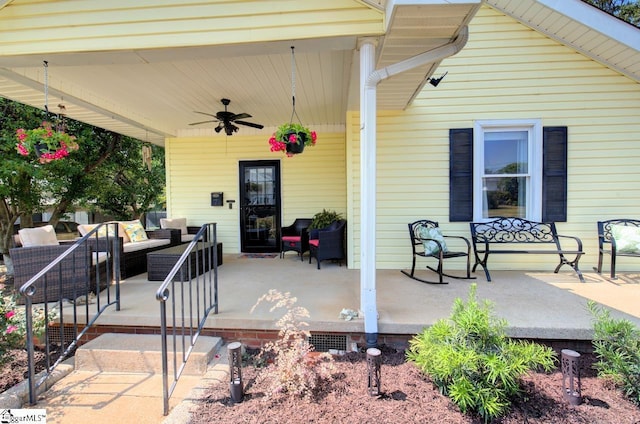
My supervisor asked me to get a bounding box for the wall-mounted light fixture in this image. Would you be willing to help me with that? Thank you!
[428,71,448,87]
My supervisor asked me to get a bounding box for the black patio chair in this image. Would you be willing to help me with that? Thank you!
[280,218,312,261]
[308,220,346,269]
[400,219,474,284]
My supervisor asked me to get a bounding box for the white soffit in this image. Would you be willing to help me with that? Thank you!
[375,0,482,110]
[486,0,640,82]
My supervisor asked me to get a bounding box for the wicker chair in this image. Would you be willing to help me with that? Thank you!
[400,219,474,284]
[280,218,312,261]
[308,220,346,269]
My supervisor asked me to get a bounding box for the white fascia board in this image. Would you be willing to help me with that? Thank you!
[537,0,640,51]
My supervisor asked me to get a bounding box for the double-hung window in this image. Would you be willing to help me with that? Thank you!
[473,120,542,221]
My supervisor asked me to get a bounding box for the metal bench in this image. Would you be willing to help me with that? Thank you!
[595,219,640,279]
[470,217,585,282]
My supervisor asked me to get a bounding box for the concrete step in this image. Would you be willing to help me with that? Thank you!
[75,333,223,375]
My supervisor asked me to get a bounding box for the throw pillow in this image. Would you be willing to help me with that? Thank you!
[97,224,118,238]
[160,218,188,235]
[18,225,59,247]
[418,226,448,255]
[123,220,149,242]
[611,224,640,254]
[78,223,119,238]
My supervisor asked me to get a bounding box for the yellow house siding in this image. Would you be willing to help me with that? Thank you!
[0,0,383,55]
[349,5,640,272]
[165,133,346,254]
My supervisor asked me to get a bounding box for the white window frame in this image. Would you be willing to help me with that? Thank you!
[473,119,543,221]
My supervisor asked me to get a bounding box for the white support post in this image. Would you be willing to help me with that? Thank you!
[359,38,378,346]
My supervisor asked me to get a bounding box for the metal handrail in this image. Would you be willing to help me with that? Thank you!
[19,222,121,404]
[155,222,219,415]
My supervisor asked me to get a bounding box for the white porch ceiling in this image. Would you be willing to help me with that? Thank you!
[0,0,637,146]
[0,1,481,146]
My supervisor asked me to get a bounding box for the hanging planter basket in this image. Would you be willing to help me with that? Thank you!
[268,46,318,157]
[285,138,305,154]
[269,123,316,156]
[15,62,80,164]
[16,122,79,164]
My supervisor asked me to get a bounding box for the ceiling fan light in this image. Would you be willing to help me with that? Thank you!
[215,125,222,133]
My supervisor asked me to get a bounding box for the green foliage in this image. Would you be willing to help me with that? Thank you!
[588,301,640,405]
[274,122,316,147]
[0,292,57,361]
[406,284,556,422]
[0,98,166,268]
[250,290,335,399]
[84,140,165,220]
[309,209,343,230]
[583,0,640,26]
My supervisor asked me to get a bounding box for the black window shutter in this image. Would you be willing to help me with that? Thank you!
[449,128,473,221]
[542,126,568,222]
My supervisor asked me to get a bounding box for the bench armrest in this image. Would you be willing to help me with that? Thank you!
[555,234,583,252]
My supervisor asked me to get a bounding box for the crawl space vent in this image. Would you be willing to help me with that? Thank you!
[309,334,347,352]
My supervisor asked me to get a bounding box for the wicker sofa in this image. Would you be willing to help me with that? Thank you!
[77,221,180,279]
[11,223,181,303]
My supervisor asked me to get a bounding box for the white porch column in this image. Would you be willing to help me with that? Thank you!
[359,38,378,347]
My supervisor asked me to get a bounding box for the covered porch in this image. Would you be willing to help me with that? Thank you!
[79,254,640,348]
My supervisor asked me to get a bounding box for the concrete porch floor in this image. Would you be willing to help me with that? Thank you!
[14,253,640,423]
[87,253,640,342]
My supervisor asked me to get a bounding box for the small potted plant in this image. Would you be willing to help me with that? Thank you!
[309,209,343,239]
[16,121,79,164]
[268,122,317,156]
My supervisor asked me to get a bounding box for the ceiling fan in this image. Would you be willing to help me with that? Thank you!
[189,98,264,135]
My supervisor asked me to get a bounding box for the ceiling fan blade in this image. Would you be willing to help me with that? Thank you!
[235,120,264,129]
[189,120,218,126]
[231,112,251,120]
[193,111,218,118]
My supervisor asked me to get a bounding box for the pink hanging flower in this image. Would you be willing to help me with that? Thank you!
[15,121,79,163]
[16,143,29,156]
[269,122,318,156]
[5,310,15,319]
[5,325,18,334]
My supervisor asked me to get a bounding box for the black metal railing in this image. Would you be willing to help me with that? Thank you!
[19,222,121,405]
[155,222,219,415]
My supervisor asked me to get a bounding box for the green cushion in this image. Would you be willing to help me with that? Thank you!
[418,226,448,255]
[611,224,640,254]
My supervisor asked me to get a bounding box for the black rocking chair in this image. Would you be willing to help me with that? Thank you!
[400,219,474,284]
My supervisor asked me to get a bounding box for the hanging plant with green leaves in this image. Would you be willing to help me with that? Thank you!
[268,46,317,157]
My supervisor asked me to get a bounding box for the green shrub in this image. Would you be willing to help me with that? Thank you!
[406,284,556,422]
[588,300,640,406]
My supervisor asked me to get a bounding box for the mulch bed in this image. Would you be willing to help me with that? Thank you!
[188,346,640,424]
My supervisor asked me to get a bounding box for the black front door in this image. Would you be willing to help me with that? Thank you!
[239,160,281,253]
